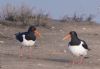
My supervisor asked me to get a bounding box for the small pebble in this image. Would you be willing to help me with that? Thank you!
[0,41,4,44]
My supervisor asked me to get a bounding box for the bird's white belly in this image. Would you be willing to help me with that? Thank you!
[68,45,87,57]
[22,40,35,46]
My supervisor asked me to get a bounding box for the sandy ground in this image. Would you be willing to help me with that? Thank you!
[0,23,100,69]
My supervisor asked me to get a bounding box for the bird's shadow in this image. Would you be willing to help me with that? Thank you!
[0,52,71,63]
[34,57,71,63]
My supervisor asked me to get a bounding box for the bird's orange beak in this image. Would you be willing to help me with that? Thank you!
[63,33,71,40]
[34,30,41,38]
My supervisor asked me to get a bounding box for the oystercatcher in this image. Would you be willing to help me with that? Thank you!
[63,31,90,64]
[15,26,41,58]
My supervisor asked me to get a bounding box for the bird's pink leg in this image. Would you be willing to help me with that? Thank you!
[71,60,79,64]
[70,56,78,64]
[29,46,33,58]
[78,57,84,64]
[19,46,23,58]
[72,60,76,64]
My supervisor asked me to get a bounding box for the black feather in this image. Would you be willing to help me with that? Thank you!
[15,31,36,42]
[81,40,90,50]
[69,31,81,45]
[15,32,23,42]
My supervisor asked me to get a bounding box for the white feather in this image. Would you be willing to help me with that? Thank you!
[68,41,88,57]
[21,35,35,46]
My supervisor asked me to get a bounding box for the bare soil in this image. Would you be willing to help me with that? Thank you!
[0,23,100,69]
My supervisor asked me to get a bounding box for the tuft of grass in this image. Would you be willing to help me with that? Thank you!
[60,13,95,24]
[0,3,50,28]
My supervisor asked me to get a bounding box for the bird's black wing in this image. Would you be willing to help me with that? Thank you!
[28,32,36,41]
[15,32,28,42]
[15,32,23,42]
[81,40,90,50]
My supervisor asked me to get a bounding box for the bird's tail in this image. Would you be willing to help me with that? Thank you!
[15,32,21,37]
[15,32,21,40]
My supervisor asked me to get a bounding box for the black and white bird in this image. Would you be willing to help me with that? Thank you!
[15,26,41,58]
[63,31,90,64]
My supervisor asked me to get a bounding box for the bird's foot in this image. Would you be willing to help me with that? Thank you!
[69,60,79,64]
[19,55,23,59]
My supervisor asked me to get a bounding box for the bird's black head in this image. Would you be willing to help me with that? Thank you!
[69,31,80,45]
[28,26,36,32]
[69,31,78,38]
[63,31,80,45]
[63,31,78,40]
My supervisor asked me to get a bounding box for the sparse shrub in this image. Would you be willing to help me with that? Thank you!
[72,13,83,22]
[60,15,71,22]
[85,14,94,22]
[61,13,94,23]
[2,3,17,21]
[16,4,33,26]
[0,3,50,28]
